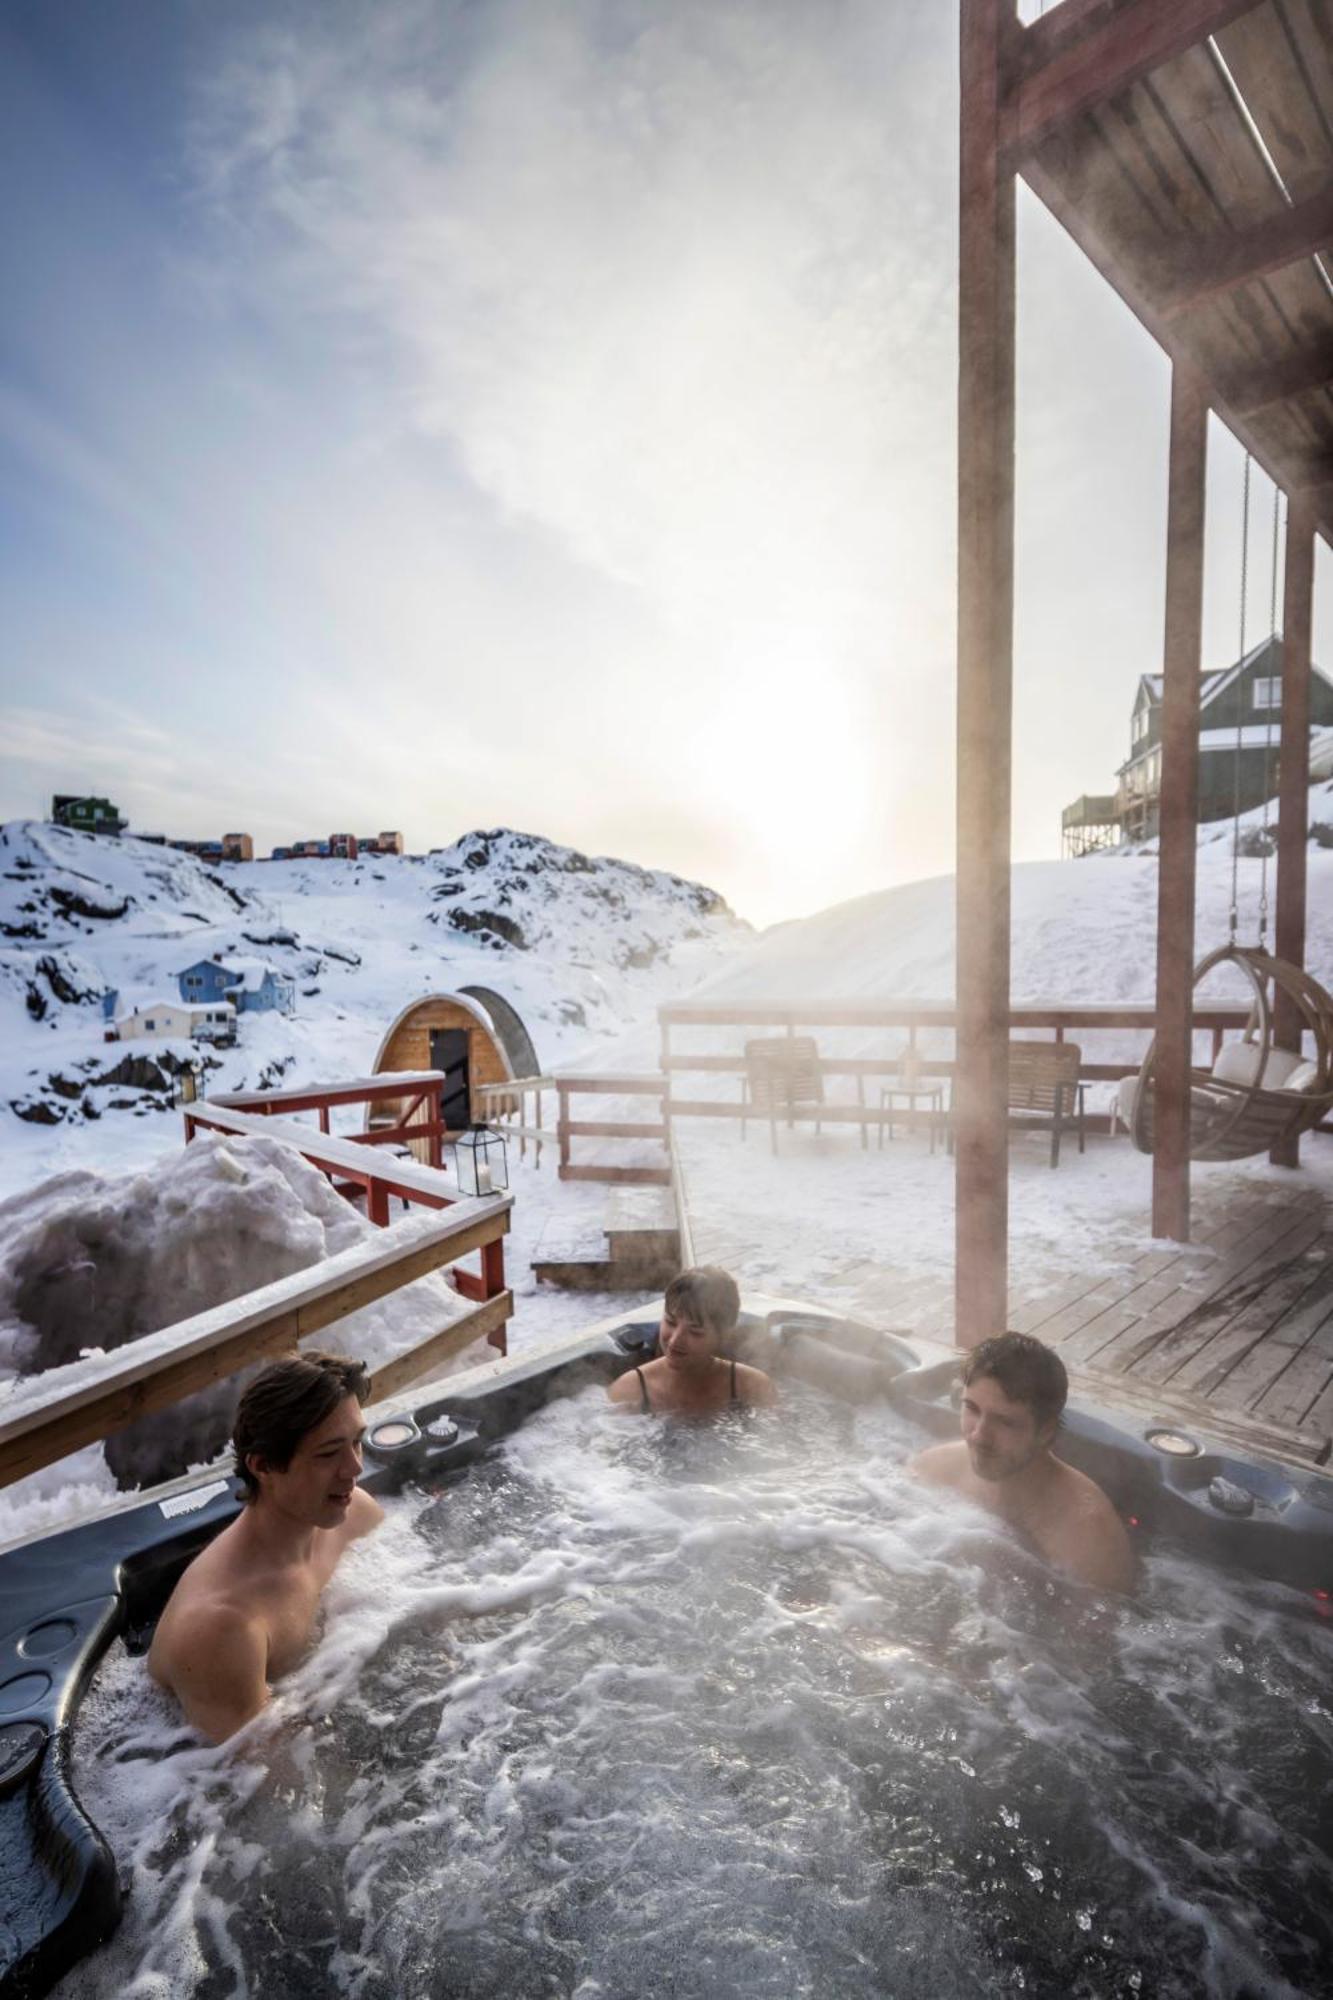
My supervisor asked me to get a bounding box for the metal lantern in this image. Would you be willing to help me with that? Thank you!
[455,1122,509,1197]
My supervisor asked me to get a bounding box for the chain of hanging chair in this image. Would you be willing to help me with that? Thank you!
[1227,454,1282,949]
[1228,455,1250,944]
[1258,483,1282,944]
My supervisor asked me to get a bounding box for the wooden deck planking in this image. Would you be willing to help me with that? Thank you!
[1104,1200,1320,1392]
[1167,1246,1333,1402]
[1248,1276,1333,1431]
[1012,1191,1290,1366]
[1011,1182,1333,1461]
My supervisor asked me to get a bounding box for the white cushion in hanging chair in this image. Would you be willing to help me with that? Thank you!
[1115,1073,1139,1132]
[1279,1059,1321,1093]
[1210,1041,1305,1089]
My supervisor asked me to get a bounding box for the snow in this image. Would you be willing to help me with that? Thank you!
[2,796,1332,1549]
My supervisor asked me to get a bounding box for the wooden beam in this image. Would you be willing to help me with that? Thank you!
[1271,497,1316,1168]
[956,0,1016,1346]
[1006,0,1260,161]
[1154,186,1333,318]
[1018,152,1333,544]
[1222,336,1333,417]
[0,1209,508,1489]
[368,1294,512,1405]
[1152,361,1209,1242]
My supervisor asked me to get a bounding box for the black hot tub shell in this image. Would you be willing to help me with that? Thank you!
[1,1298,1330,1999]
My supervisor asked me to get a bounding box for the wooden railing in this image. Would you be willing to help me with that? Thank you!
[0,1202,513,1490]
[657,999,1256,1137]
[475,1075,558,1165]
[556,1075,671,1185]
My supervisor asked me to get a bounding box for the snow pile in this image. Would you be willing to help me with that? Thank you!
[0,1131,473,1538]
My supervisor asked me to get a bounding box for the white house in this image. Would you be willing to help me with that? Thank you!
[112,999,236,1045]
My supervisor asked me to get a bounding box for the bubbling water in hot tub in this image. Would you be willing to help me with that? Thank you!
[66,1385,1333,1999]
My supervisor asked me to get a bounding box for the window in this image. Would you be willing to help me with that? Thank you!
[1132,707,1148,743]
[1252,676,1282,710]
[145,1018,156,1031]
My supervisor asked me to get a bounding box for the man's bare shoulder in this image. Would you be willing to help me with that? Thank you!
[150,1598,269,1744]
[1049,1459,1136,1594]
[909,1440,970,1485]
[346,1486,384,1539]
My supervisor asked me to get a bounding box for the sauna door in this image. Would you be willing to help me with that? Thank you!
[429,1027,471,1132]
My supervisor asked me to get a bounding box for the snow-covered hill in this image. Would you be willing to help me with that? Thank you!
[0,819,748,1193]
[568,777,1333,1076]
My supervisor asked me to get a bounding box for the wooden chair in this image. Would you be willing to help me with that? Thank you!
[1006,1040,1085,1168]
[741,1037,825,1153]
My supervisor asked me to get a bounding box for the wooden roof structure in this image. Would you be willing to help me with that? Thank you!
[1006,0,1333,541]
[955,0,1333,1342]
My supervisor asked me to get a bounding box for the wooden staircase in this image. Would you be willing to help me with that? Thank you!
[533,1183,681,1291]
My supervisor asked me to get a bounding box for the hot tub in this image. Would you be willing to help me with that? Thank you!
[2,1300,1331,1998]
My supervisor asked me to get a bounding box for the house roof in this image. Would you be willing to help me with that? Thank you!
[1137,634,1333,710]
[177,954,279,992]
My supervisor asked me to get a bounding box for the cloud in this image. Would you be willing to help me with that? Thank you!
[186,0,955,651]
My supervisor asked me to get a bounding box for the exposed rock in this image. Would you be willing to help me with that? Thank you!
[36,953,102,1006]
[47,1074,84,1101]
[449,908,529,950]
[1311,823,1333,849]
[94,1054,173,1094]
[49,886,129,922]
[203,871,248,911]
[10,1098,62,1124]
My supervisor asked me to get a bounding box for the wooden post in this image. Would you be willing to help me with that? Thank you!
[955,0,1016,1346]
[1271,495,1315,1168]
[367,1181,390,1227]
[1152,361,1209,1240]
[481,1237,505,1301]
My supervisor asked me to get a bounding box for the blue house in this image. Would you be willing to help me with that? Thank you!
[177,955,295,1016]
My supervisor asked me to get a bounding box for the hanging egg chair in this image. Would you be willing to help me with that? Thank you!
[1117,462,1333,1162]
[1120,943,1333,1161]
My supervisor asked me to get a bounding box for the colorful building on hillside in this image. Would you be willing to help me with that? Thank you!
[112,999,236,1044]
[52,796,127,837]
[176,956,296,1016]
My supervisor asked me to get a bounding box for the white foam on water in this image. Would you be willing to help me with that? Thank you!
[59,1385,1333,1999]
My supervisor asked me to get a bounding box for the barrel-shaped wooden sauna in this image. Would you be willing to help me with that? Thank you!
[367,990,540,1162]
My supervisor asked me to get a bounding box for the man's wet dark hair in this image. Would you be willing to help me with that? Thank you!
[960,1333,1067,1429]
[233,1351,370,1502]
[664,1266,741,1338]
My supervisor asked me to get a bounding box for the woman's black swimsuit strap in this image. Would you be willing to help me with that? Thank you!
[730,1357,739,1404]
[635,1365,652,1413]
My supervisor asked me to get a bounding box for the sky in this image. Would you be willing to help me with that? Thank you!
[3,0,1332,929]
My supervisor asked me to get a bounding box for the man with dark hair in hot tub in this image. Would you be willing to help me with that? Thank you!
[149,1351,383,1742]
[910,1333,1134,1595]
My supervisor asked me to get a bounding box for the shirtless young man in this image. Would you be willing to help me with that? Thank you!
[149,1351,384,1742]
[911,1333,1134,1596]
[607,1266,778,1417]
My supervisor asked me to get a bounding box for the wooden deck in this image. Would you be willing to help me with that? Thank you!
[1009,1182,1333,1470]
